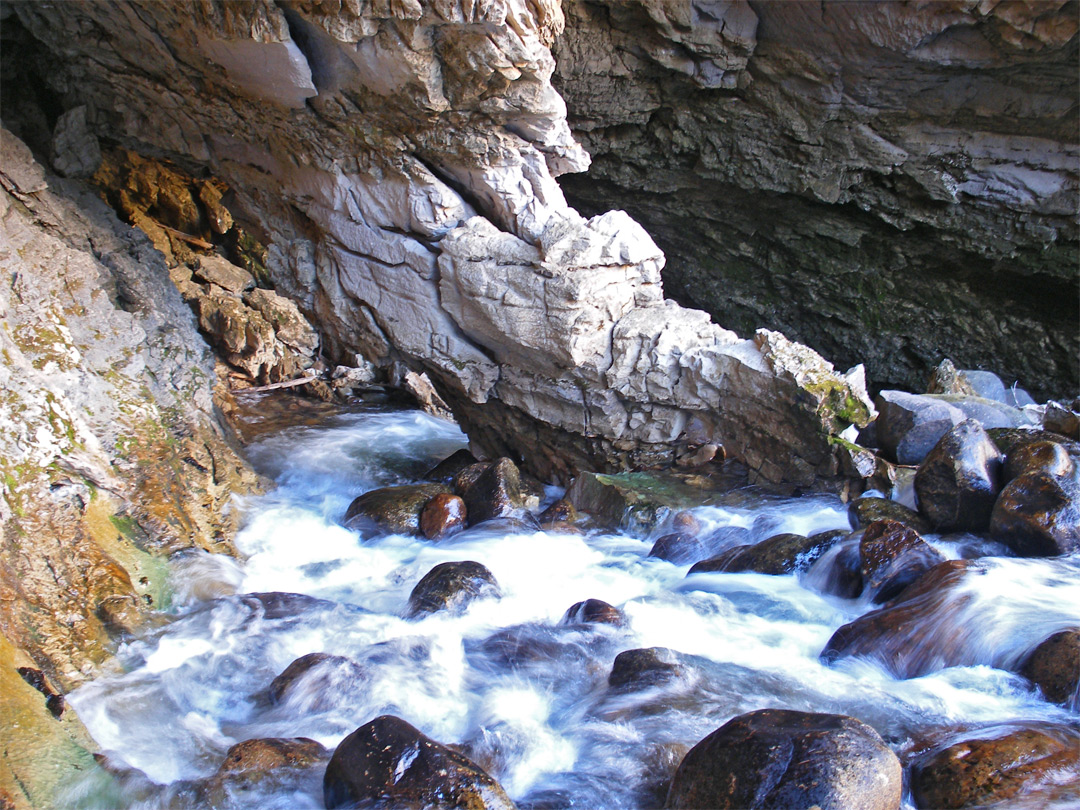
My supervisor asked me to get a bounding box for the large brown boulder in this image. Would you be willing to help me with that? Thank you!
[1019,629,1080,708]
[406,561,501,619]
[419,493,467,540]
[989,463,1080,556]
[849,496,930,534]
[457,458,527,525]
[324,715,515,810]
[914,420,1003,532]
[344,483,451,536]
[202,736,329,807]
[726,531,846,576]
[910,724,1080,809]
[664,709,901,810]
[266,652,366,711]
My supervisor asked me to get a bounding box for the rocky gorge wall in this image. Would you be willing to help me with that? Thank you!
[4,0,874,491]
[553,0,1079,401]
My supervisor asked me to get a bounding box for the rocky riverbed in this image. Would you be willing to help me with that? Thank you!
[1,1,1077,809]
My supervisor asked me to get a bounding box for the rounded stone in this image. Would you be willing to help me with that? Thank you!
[910,725,1080,810]
[406,560,501,618]
[665,709,902,810]
[419,493,467,540]
[914,419,1003,532]
[344,483,451,536]
[989,469,1080,556]
[324,715,514,810]
[849,496,931,535]
[1004,440,1074,483]
[608,647,688,690]
[648,532,708,564]
[724,531,844,576]
[1019,629,1080,707]
[266,652,366,710]
[560,598,625,626]
[859,519,945,603]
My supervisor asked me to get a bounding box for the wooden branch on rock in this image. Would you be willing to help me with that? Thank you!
[233,375,319,394]
[159,224,214,250]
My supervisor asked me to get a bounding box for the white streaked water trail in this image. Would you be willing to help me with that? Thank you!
[66,400,1080,809]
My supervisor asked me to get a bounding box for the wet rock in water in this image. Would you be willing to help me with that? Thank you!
[1044,399,1080,439]
[687,545,752,575]
[457,458,526,525]
[989,466,1080,556]
[875,390,966,465]
[910,724,1080,810]
[859,520,946,603]
[267,653,366,710]
[815,541,864,599]
[566,471,702,533]
[1004,440,1075,483]
[204,736,329,804]
[1019,629,1080,708]
[822,560,980,678]
[324,715,514,810]
[849,496,931,534]
[665,709,902,810]
[609,647,690,690]
[987,427,1080,458]
[648,532,709,565]
[424,449,480,484]
[538,498,579,531]
[560,598,625,627]
[724,531,844,576]
[419,493,467,540]
[344,483,451,536]
[406,561,501,619]
[242,592,341,620]
[915,420,1003,532]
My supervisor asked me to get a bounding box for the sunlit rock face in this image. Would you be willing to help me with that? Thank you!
[553,0,1079,401]
[8,0,873,487]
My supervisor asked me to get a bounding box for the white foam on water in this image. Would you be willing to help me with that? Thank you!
[65,404,1080,809]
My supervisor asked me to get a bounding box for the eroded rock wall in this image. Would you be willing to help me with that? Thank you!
[0,131,260,808]
[6,0,872,491]
[553,0,1079,400]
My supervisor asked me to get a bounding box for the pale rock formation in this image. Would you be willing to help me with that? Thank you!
[7,0,873,486]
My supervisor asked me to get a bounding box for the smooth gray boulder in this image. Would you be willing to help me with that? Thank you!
[875,390,966,465]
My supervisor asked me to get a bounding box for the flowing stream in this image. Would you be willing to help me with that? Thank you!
[66,396,1080,809]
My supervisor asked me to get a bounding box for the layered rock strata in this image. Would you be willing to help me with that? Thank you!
[553,0,1079,400]
[7,0,873,488]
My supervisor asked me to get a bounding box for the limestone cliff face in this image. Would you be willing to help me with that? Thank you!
[7,0,872,489]
[553,0,1079,401]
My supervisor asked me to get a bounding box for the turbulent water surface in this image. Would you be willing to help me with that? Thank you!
[67,397,1080,809]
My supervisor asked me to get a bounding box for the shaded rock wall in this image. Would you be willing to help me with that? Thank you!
[6,0,872,489]
[553,0,1079,401]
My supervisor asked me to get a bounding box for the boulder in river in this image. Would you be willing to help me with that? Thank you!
[914,420,1003,532]
[344,483,451,536]
[724,531,845,576]
[609,647,690,691]
[560,598,626,627]
[1019,629,1080,708]
[910,724,1080,810]
[406,561,501,619]
[266,653,366,710]
[324,715,514,810]
[848,496,930,534]
[424,449,480,484]
[456,457,527,525]
[648,532,709,565]
[664,709,902,810]
[419,493,467,540]
[1004,440,1075,483]
[875,390,966,465]
[859,519,945,603]
[202,736,329,807]
[989,466,1080,556]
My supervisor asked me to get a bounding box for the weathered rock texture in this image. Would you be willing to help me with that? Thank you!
[5,0,873,489]
[553,0,1079,400]
[0,130,260,808]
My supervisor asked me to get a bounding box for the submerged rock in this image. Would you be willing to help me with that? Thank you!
[859,520,945,604]
[344,483,451,536]
[914,420,1003,532]
[608,647,689,691]
[324,715,514,810]
[203,737,328,806]
[406,561,501,619]
[910,724,1080,810]
[560,599,625,627]
[1019,629,1080,708]
[648,532,709,565]
[266,653,366,711]
[664,709,901,810]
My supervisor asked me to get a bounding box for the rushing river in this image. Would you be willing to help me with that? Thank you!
[66,397,1080,809]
